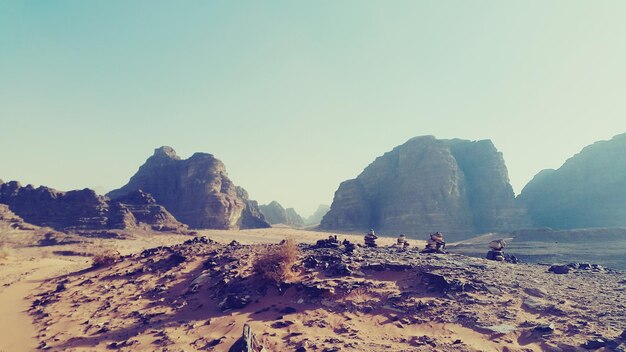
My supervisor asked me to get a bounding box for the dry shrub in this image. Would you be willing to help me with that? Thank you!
[253,238,300,284]
[338,286,379,305]
[92,249,121,267]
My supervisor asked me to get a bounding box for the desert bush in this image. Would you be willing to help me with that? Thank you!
[91,249,121,267]
[253,238,300,284]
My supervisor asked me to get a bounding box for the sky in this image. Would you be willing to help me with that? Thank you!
[1,1,626,217]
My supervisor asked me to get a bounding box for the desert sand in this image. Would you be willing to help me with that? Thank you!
[2,224,625,352]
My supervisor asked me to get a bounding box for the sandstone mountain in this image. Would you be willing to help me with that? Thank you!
[320,136,528,240]
[304,204,330,226]
[107,146,270,230]
[518,132,626,229]
[0,181,187,233]
[259,201,305,227]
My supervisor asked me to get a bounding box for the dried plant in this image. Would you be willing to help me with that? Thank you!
[91,249,121,267]
[253,238,300,284]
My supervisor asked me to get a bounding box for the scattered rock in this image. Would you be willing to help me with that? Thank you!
[479,324,517,334]
[525,287,547,297]
[271,320,294,329]
[219,294,250,311]
[582,339,606,350]
[548,265,570,274]
[533,323,555,336]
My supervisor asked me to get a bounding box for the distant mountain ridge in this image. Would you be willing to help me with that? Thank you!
[259,201,304,227]
[305,204,330,226]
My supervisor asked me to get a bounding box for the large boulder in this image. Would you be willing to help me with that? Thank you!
[320,136,527,240]
[107,147,269,230]
[519,132,626,229]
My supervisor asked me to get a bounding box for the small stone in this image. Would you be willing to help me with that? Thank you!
[271,320,294,328]
[479,324,517,334]
[523,297,545,311]
[582,339,606,350]
[485,285,502,295]
[524,287,547,297]
[533,323,555,335]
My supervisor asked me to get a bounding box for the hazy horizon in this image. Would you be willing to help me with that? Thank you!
[2,1,626,217]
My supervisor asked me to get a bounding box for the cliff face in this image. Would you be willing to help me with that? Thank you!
[0,181,187,232]
[259,201,304,227]
[518,132,626,229]
[320,136,527,240]
[107,147,269,230]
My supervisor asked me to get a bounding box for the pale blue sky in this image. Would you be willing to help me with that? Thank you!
[1,1,626,216]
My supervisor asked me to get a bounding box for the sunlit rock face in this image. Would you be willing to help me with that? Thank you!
[519,132,626,229]
[321,136,527,240]
[107,146,269,230]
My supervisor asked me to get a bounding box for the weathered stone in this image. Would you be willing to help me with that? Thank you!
[107,146,269,230]
[320,136,528,241]
[271,320,294,328]
[479,324,517,334]
[525,287,548,297]
[523,297,545,311]
[549,265,570,274]
[582,339,606,350]
[219,294,250,311]
[533,323,555,335]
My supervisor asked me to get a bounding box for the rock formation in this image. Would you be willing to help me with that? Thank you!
[519,132,626,229]
[259,201,304,227]
[304,204,330,226]
[0,181,187,232]
[320,136,527,240]
[0,181,109,230]
[108,190,189,232]
[107,146,270,229]
[0,203,25,226]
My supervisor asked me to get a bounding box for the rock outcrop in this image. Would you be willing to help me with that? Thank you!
[259,201,304,226]
[519,132,626,229]
[107,147,269,230]
[108,190,189,232]
[0,203,26,227]
[304,204,330,226]
[0,181,110,230]
[320,136,527,240]
[0,181,187,232]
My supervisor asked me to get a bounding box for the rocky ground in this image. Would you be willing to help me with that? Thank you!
[26,236,626,352]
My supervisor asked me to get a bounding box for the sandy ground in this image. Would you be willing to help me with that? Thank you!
[0,225,423,351]
[0,249,88,352]
[6,225,624,351]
